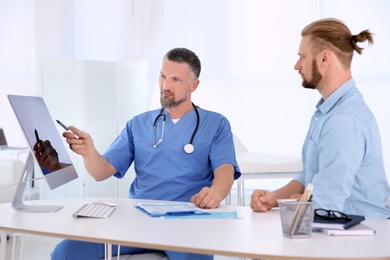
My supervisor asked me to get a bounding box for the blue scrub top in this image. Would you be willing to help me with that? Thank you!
[103,106,241,202]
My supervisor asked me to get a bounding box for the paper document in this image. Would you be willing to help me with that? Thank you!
[136,202,210,217]
[313,223,376,236]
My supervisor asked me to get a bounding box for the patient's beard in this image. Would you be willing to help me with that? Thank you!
[302,60,322,90]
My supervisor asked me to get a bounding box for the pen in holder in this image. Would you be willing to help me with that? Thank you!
[278,183,314,238]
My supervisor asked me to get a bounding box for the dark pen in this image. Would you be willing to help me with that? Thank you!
[34,129,42,156]
[56,120,69,131]
[34,129,40,143]
[56,119,79,139]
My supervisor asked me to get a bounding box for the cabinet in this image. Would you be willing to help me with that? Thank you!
[0,158,24,203]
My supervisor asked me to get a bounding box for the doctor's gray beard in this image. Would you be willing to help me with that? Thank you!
[160,95,187,109]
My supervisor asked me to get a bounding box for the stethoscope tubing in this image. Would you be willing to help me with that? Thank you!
[153,103,199,153]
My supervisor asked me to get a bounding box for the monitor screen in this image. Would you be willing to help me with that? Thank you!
[8,95,78,190]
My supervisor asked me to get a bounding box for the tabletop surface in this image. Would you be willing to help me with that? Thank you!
[1,198,390,260]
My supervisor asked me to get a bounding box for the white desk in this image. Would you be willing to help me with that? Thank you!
[1,198,390,260]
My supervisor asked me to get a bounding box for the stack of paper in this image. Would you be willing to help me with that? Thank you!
[318,223,376,236]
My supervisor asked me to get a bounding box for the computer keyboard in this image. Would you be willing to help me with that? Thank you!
[73,202,116,218]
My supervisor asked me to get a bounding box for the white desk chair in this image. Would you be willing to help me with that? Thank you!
[231,135,302,206]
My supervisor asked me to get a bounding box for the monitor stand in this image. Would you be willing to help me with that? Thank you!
[12,152,63,212]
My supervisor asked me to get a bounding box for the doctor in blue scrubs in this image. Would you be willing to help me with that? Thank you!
[52,47,241,260]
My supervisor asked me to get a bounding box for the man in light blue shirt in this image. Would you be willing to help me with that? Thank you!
[250,18,390,219]
[52,48,241,259]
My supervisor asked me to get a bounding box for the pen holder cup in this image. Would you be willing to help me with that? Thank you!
[278,199,314,239]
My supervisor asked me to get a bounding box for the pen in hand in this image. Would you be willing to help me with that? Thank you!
[56,119,69,131]
[34,129,40,143]
[56,119,79,139]
[34,129,42,155]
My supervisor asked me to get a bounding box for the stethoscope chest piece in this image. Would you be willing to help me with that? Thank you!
[184,143,195,154]
[153,102,199,154]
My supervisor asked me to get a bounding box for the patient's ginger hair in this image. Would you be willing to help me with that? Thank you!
[302,18,374,69]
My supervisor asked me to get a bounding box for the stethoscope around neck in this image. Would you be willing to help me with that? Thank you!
[153,102,199,154]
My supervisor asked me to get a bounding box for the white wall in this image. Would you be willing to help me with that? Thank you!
[150,0,390,184]
[1,0,389,196]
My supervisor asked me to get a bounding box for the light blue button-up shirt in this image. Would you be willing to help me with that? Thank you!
[294,78,390,218]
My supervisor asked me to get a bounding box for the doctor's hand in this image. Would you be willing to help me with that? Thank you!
[63,126,96,157]
[190,187,222,209]
[250,189,278,212]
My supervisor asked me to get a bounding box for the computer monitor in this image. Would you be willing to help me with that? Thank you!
[8,94,78,212]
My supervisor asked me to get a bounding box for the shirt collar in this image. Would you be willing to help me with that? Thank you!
[316,78,355,114]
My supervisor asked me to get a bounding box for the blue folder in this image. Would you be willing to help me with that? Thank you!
[135,202,211,218]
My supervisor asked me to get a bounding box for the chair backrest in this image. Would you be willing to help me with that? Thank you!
[232,134,247,154]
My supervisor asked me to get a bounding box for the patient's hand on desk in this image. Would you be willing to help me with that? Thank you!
[250,190,277,212]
